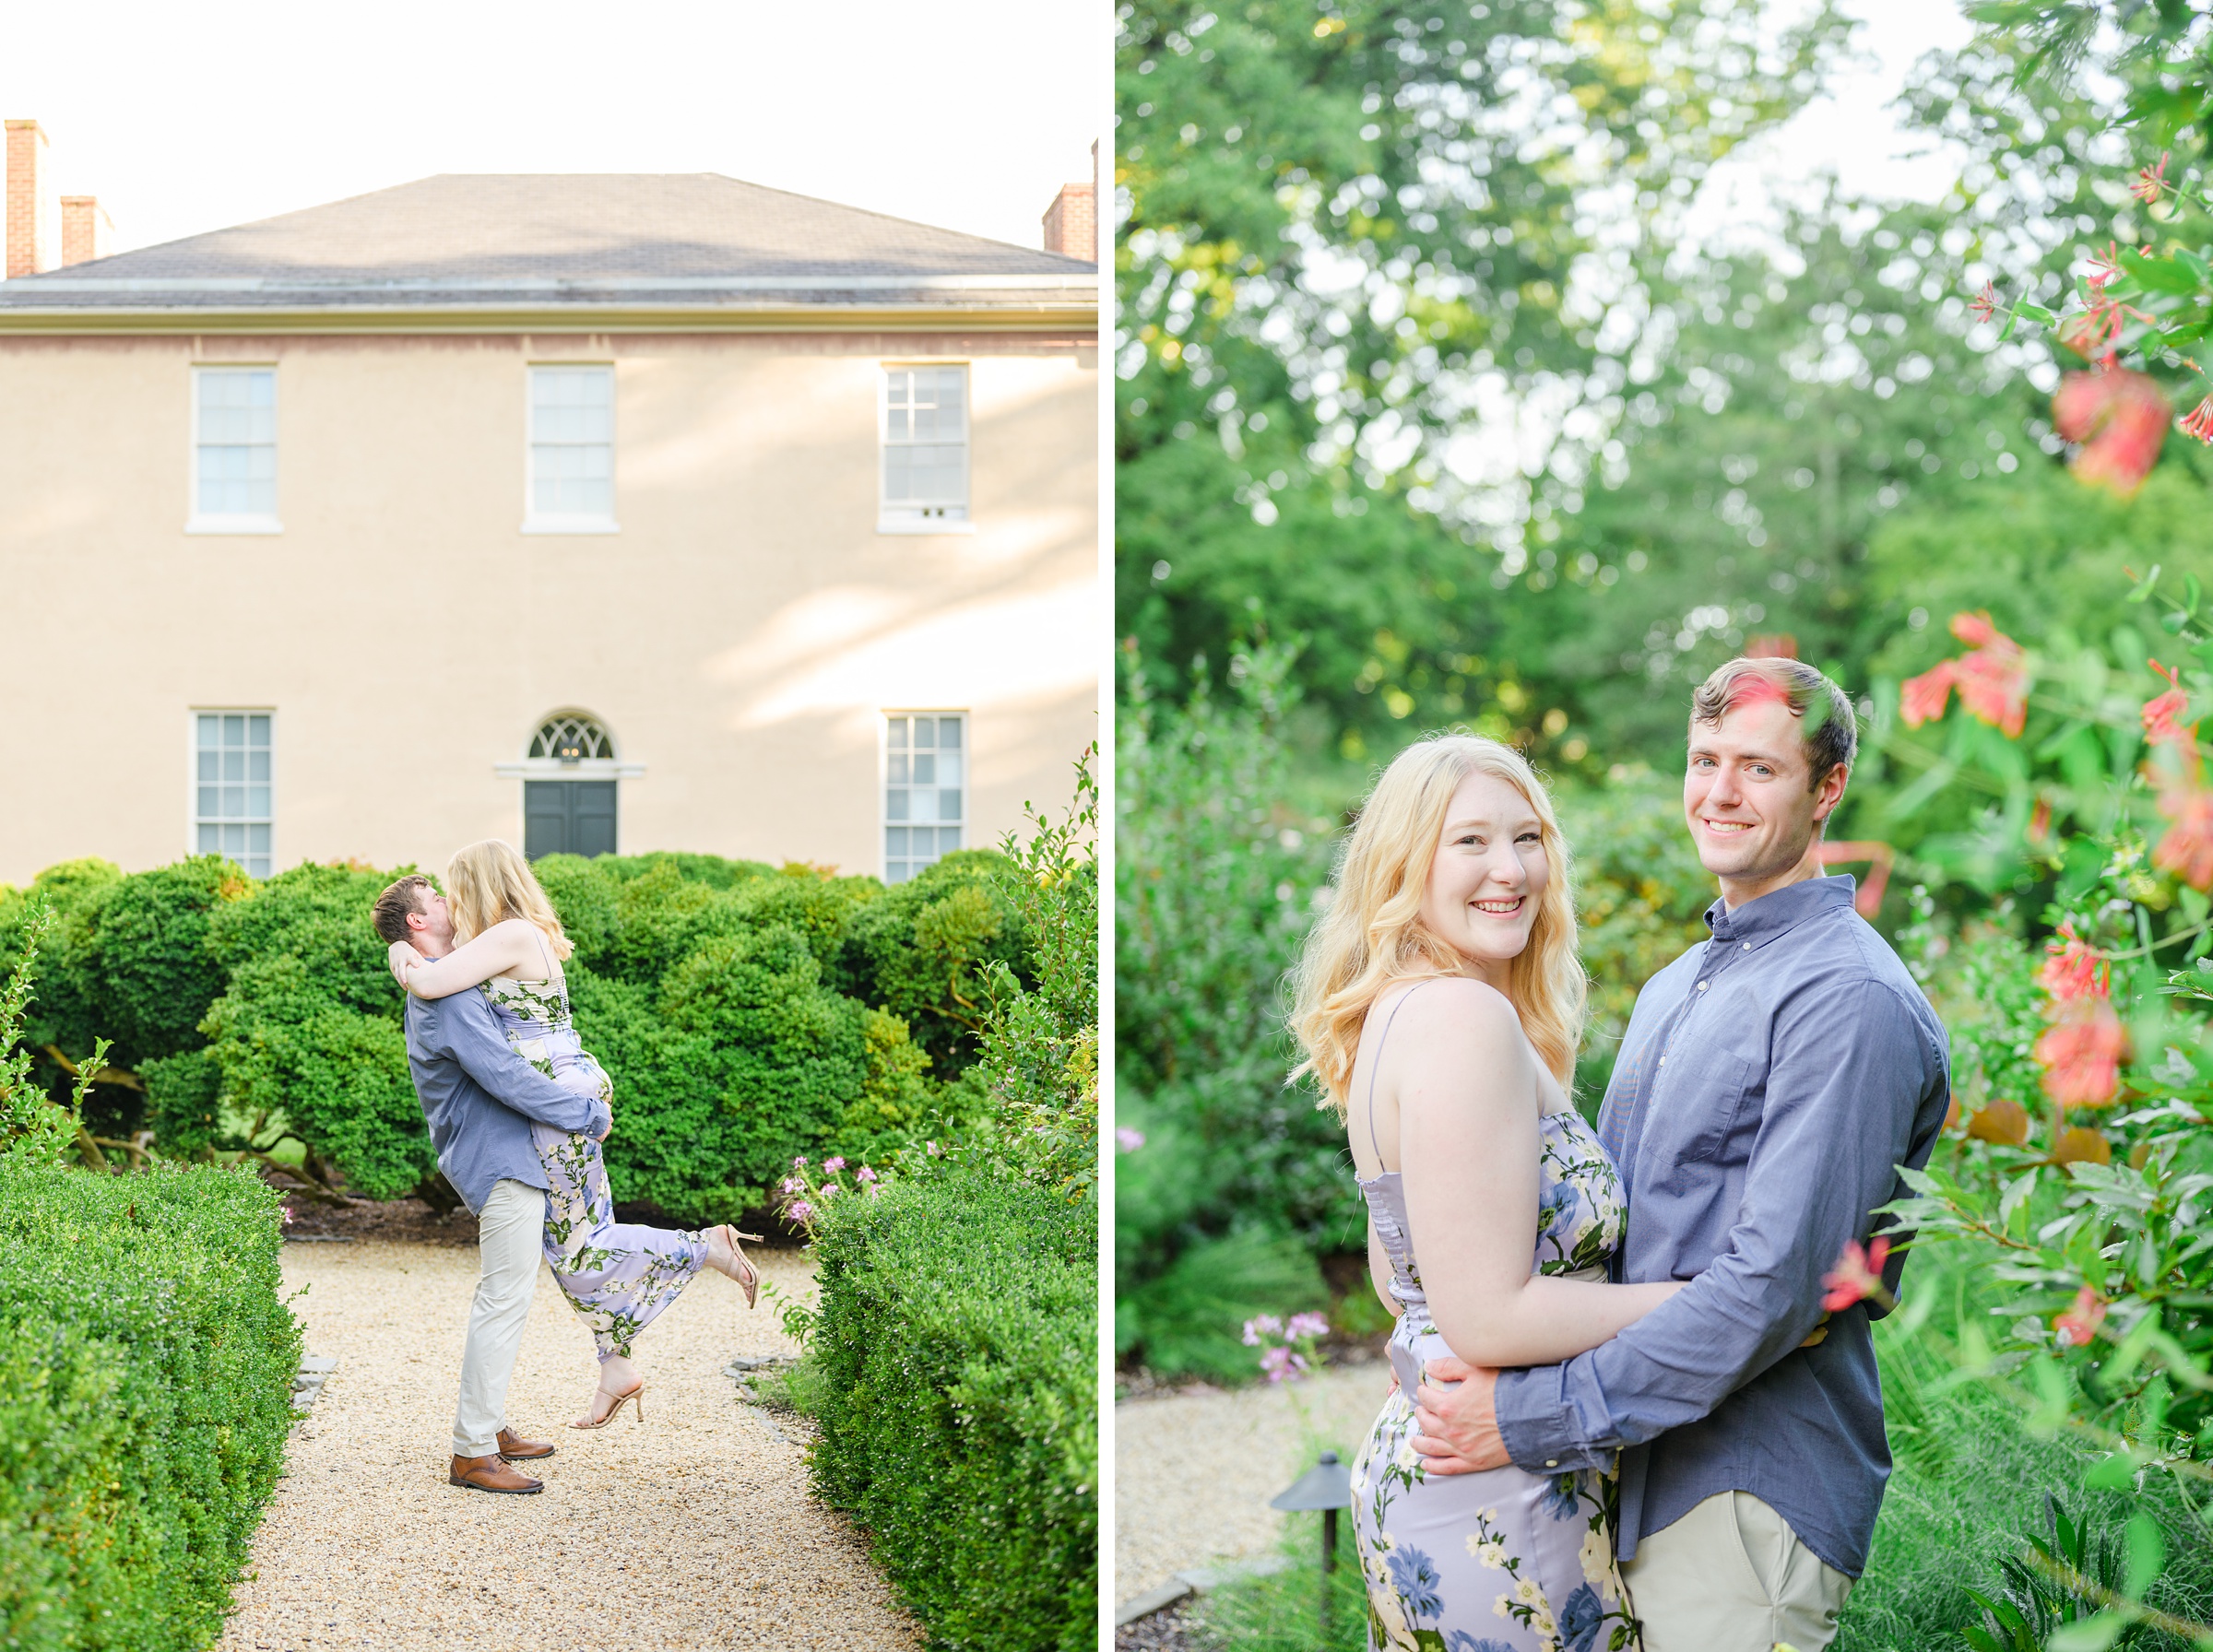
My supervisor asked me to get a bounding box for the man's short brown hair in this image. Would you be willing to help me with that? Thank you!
[1691,657,1858,789]
[371,874,434,945]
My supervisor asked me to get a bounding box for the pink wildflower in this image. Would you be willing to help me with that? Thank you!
[1241,1314,1284,1347]
[1260,1346,1310,1384]
[2035,998,2126,1107]
[1970,281,2001,324]
[823,1156,846,1172]
[2157,786,2213,889]
[788,1200,814,1223]
[2133,153,2171,206]
[2053,368,2170,493]
[1285,1312,1331,1340]
[856,1165,877,1183]
[2037,921,2110,1003]
[1115,1127,1147,1152]
[792,1155,808,1168]
[1821,1236,1892,1313]
[2054,1286,2109,1348]
[2183,396,2213,444]
[1899,662,1957,727]
[279,1202,294,1227]
[2145,661,2195,754]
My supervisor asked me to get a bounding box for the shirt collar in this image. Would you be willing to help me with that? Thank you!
[1703,872,1856,947]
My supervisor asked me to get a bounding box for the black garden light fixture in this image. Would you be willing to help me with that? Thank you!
[1272,1448,1354,1634]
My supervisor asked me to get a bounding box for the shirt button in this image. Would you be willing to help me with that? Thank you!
[1545,1459,1559,1468]
[1657,1056,1665,1066]
[1742,941,1751,950]
[1697,982,1708,990]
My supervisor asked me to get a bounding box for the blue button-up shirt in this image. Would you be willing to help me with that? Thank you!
[403,987,611,1215]
[1493,874,1949,1577]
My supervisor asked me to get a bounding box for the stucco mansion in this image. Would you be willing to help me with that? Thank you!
[0,128,1097,886]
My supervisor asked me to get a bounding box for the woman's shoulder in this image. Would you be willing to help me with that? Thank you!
[1375,975,1525,1045]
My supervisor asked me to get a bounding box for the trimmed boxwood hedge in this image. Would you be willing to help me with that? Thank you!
[0,1157,298,1649]
[807,1163,1095,1651]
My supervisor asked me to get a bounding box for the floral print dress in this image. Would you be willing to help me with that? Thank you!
[1352,1022,1639,1652]
[481,976,707,1362]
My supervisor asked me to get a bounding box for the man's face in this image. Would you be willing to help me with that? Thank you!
[1683,693,1843,886]
[407,888,455,952]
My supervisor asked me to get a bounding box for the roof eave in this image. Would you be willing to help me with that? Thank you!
[0,299,1099,336]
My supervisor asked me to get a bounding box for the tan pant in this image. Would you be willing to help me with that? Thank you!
[450,1177,546,1457]
[1623,1491,1853,1652]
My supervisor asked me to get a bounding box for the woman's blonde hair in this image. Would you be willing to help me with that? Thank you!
[444,839,575,962]
[1289,733,1584,1115]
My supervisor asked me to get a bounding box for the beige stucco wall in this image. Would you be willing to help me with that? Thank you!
[0,327,1097,886]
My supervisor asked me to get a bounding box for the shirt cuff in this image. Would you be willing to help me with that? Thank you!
[590,1101,611,1138]
[1495,1361,1610,1475]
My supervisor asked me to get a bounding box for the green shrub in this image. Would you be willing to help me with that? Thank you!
[0,1157,299,1650]
[808,1164,1095,1651]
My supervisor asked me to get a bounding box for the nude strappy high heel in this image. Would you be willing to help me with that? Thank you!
[571,1382,644,1430]
[716,1225,763,1310]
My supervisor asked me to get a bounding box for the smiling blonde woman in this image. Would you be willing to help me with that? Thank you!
[1290,733,1679,1652]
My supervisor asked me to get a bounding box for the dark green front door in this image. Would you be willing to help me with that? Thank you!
[524,781,617,859]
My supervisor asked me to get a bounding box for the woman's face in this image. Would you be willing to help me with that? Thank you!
[1419,769,1549,979]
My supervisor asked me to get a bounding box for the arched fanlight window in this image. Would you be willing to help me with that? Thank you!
[528,714,615,766]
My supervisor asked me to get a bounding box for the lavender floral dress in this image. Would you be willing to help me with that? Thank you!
[482,976,706,1362]
[1352,998,1639,1652]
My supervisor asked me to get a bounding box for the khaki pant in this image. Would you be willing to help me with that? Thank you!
[1623,1491,1853,1652]
[450,1177,546,1458]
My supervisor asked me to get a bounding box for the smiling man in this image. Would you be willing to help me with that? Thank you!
[1406,656,1952,1652]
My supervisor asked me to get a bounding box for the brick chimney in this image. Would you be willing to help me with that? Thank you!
[6,119,54,277]
[1042,181,1095,263]
[60,196,111,266]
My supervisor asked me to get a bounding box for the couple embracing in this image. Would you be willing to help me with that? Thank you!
[369,842,762,1495]
[1293,657,1953,1652]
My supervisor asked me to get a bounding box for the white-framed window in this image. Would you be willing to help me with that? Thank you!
[884,711,966,883]
[525,364,617,533]
[188,367,279,533]
[194,711,273,878]
[879,364,971,533]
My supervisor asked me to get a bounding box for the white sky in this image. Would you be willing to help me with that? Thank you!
[3,0,1105,258]
[1686,0,1980,245]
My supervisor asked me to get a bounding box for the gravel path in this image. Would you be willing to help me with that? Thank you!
[219,1236,918,1652]
[1114,1362,1391,1611]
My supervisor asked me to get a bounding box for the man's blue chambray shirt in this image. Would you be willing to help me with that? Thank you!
[1492,874,1950,1577]
[403,988,611,1215]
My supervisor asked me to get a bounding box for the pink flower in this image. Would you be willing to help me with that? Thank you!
[279,1203,294,1227]
[1241,1314,1284,1347]
[2035,998,2126,1107]
[821,1183,841,1198]
[856,1165,877,1183]
[2133,152,2170,206]
[2053,367,2169,494]
[1260,1346,1310,1384]
[2029,799,2053,846]
[1115,1127,1147,1152]
[2054,1285,2109,1348]
[1899,662,1957,727]
[779,1176,802,1195]
[1285,1312,1331,1340]
[2037,921,2110,1003]
[2183,396,2213,444]
[792,1155,808,1168]
[1970,281,2001,324]
[1821,1236,1892,1312]
[2144,660,2195,748]
[823,1156,846,1172]
[788,1200,814,1223]
[2157,787,2213,889]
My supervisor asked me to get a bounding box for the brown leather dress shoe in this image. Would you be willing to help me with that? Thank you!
[448,1453,543,1494]
[497,1427,555,1461]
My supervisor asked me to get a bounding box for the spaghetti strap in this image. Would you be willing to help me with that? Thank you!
[1362,981,1432,1170]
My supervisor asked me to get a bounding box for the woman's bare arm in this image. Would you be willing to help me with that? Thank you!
[389,919,546,999]
[1393,980,1686,1368]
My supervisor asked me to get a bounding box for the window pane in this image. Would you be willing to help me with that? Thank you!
[198,714,219,747]
[886,828,907,856]
[224,715,244,746]
[915,718,936,748]
[248,825,270,853]
[248,787,270,817]
[940,789,963,822]
[198,786,219,817]
[222,785,243,816]
[223,750,244,781]
[887,719,908,749]
[937,753,962,785]
[913,754,934,785]
[885,790,907,821]
[939,828,963,855]
[198,751,218,781]
[198,825,219,853]
[249,751,269,781]
[939,719,962,749]
[222,824,244,855]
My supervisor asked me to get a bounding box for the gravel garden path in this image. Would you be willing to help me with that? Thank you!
[219,1230,918,1652]
[1114,1362,1391,1612]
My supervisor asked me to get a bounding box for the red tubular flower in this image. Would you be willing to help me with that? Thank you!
[2158,787,2213,889]
[2144,660,2195,748]
[2053,368,2170,495]
[1821,1236,1892,1313]
[2134,153,2171,206]
[2053,1285,2109,1348]
[1899,662,1956,727]
[2029,799,2053,847]
[2035,998,2127,1107]
[2182,395,2213,444]
[1970,281,2001,324]
[1950,611,1999,648]
[2037,920,2110,1003]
